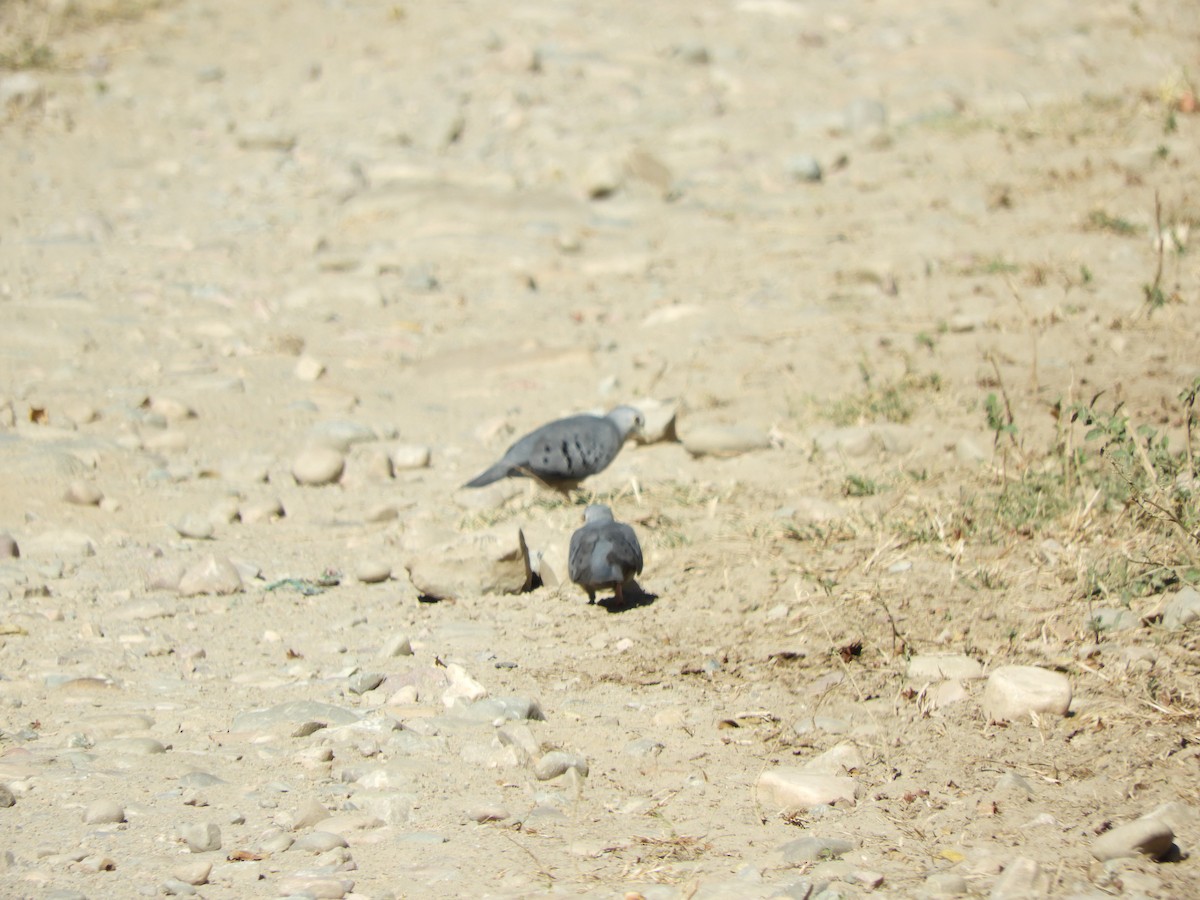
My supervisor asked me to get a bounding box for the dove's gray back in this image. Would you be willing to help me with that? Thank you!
[568,519,643,589]
[466,414,622,487]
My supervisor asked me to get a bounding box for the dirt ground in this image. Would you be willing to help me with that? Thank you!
[2,0,1200,897]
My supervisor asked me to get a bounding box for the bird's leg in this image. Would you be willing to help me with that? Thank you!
[586,588,596,604]
[614,581,624,605]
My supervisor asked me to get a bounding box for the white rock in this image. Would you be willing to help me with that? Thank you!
[983,665,1071,721]
[391,444,431,470]
[442,664,487,707]
[294,355,326,381]
[149,397,196,421]
[292,447,345,486]
[988,856,1048,899]
[907,653,984,681]
[629,398,678,444]
[178,555,243,596]
[83,799,125,824]
[355,559,391,584]
[171,860,212,886]
[181,823,221,852]
[173,514,215,540]
[377,634,413,658]
[275,876,353,899]
[681,424,772,457]
[757,768,858,811]
[406,525,531,600]
[64,480,104,506]
[800,742,864,775]
[1091,816,1175,861]
[240,497,285,524]
[534,750,589,781]
[22,529,96,560]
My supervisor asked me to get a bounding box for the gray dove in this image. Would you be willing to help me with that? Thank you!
[568,504,644,603]
[464,406,644,489]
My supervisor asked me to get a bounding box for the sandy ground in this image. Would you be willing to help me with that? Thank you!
[2,0,1200,897]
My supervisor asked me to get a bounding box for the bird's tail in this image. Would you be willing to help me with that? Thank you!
[463,463,511,488]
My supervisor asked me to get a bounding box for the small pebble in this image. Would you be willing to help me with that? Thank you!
[240,497,285,524]
[236,122,297,151]
[0,533,18,558]
[391,444,431,470]
[786,154,823,182]
[64,480,104,506]
[173,514,215,540]
[355,559,391,584]
[292,447,345,486]
[294,355,326,381]
[468,805,510,823]
[377,634,413,658]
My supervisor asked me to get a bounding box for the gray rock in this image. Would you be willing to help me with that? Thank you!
[786,154,823,182]
[568,505,643,603]
[844,98,888,133]
[1162,586,1200,628]
[452,696,545,723]
[348,672,385,695]
[779,834,857,863]
[1087,607,1138,632]
[463,406,643,488]
[231,701,360,734]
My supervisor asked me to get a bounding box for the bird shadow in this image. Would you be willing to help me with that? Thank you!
[597,581,657,613]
